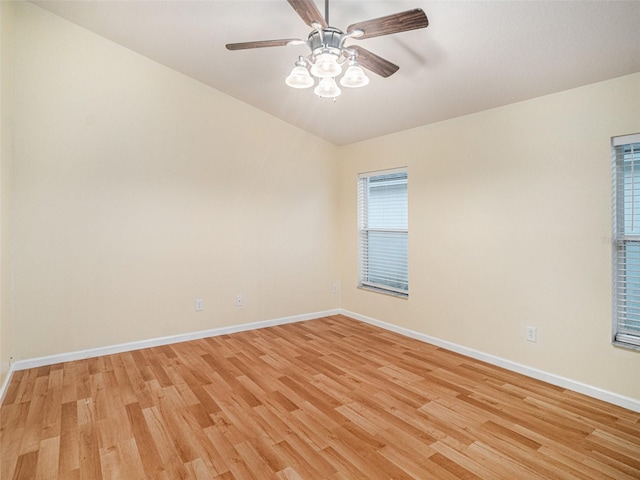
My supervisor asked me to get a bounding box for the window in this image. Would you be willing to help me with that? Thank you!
[612,133,640,349]
[358,168,408,296]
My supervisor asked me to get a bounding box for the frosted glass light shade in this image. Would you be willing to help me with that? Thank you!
[314,77,341,98]
[285,66,314,89]
[310,53,342,78]
[340,64,369,88]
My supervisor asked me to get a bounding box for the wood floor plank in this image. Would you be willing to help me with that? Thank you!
[2,315,639,479]
[34,436,60,480]
[142,405,194,479]
[11,450,39,480]
[78,414,103,479]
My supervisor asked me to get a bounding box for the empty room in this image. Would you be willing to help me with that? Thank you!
[1,1,639,478]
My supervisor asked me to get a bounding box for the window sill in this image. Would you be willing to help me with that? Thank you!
[612,340,640,353]
[358,285,408,299]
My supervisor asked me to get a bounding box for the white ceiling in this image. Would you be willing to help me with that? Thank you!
[31,0,640,146]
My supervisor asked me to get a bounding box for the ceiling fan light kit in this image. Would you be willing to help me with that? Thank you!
[340,62,370,88]
[309,52,343,79]
[226,0,429,100]
[314,77,341,98]
[285,62,315,88]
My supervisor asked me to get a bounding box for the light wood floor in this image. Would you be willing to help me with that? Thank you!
[1,315,639,479]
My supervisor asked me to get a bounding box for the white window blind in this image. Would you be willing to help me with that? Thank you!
[358,168,408,296]
[613,133,640,348]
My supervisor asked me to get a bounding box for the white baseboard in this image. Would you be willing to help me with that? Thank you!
[0,367,13,405]
[0,309,340,403]
[2,307,639,414]
[341,309,640,414]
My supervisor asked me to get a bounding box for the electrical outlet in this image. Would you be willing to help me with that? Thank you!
[195,298,203,311]
[236,294,244,307]
[332,282,340,294]
[526,326,537,342]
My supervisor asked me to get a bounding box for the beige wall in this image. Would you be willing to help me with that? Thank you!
[338,73,640,401]
[0,2,13,385]
[10,2,339,360]
[0,1,15,387]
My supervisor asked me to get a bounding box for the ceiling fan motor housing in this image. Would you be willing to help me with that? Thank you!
[308,27,346,58]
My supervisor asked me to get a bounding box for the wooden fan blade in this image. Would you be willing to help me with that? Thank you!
[226,39,305,51]
[287,0,327,28]
[347,8,428,39]
[349,46,399,78]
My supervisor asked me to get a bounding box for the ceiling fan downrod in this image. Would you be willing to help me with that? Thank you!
[325,0,329,26]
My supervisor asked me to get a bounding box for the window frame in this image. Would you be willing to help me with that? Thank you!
[357,167,409,297]
[612,133,640,351]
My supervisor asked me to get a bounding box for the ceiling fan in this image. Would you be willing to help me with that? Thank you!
[225,0,429,99]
